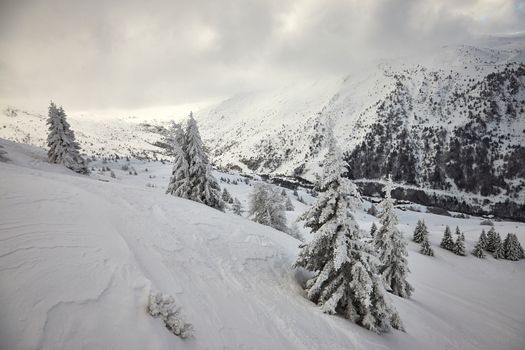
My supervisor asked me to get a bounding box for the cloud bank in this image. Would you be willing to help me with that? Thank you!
[0,0,523,112]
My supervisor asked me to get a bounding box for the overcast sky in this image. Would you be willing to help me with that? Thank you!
[0,0,523,113]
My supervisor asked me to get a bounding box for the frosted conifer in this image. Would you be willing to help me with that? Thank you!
[419,235,434,256]
[493,236,505,259]
[285,196,295,211]
[248,183,288,232]
[472,235,485,258]
[288,222,304,242]
[166,122,191,198]
[486,227,499,252]
[440,226,454,251]
[232,198,243,216]
[222,188,233,204]
[294,128,402,334]
[503,233,524,261]
[46,102,89,174]
[412,220,428,243]
[184,113,224,210]
[478,229,488,250]
[375,179,413,298]
[453,232,466,256]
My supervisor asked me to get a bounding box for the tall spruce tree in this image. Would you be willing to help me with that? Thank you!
[453,232,466,256]
[472,235,485,258]
[166,122,191,198]
[412,220,428,243]
[478,229,488,250]
[46,102,89,174]
[184,113,224,210]
[294,130,402,334]
[232,198,243,216]
[503,233,524,261]
[486,227,499,252]
[493,236,505,259]
[375,179,413,298]
[440,226,454,251]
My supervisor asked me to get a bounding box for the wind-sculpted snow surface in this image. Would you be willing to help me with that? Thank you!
[1,139,525,350]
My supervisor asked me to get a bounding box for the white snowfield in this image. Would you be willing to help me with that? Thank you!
[0,139,524,350]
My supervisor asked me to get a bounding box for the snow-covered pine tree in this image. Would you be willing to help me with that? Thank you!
[166,122,191,198]
[493,236,505,259]
[486,227,498,252]
[412,220,428,243]
[370,222,378,237]
[472,235,486,258]
[46,102,89,174]
[294,128,402,334]
[419,235,434,256]
[478,229,488,250]
[454,226,461,236]
[184,113,224,210]
[503,233,524,261]
[222,188,233,204]
[281,189,287,197]
[453,232,466,256]
[440,226,455,251]
[285,196,295,211]
[232,198,243,216]
[375,179,413,298]
[248,183,288,232]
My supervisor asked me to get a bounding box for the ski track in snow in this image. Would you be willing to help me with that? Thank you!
[0,139,524,350]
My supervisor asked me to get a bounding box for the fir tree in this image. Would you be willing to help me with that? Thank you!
[493,236,505,259]
[440,226,454,251]
[285,196,295,211]
[248,183,288,232]
[184,113,224,210]
[375,179,413,298]
[472,235,486,258]
[453,232,466,256]
[222,188,233,204]
[486,227,498,252]
[370,222,378,237]
[412,220,428,243]
[166,122,191,199]
[454,226,461,236]
[478,229,488,250]
[503,233,524,261]
[46,102,89,174]
[294,130,402,334]
[232,198,243,216]
[419,235,434,256]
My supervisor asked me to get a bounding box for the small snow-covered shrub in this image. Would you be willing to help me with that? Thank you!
[147,292,194,339]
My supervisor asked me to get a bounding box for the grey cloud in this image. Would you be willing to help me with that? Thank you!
[0,0,522,112]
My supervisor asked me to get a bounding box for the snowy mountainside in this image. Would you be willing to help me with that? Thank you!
[1,139,525,350]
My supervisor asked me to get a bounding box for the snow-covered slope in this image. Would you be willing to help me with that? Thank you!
[1,139,524,350]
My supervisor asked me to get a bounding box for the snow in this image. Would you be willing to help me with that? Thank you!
[1,139,525,350]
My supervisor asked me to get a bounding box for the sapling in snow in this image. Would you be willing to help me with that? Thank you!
[419,235,434,256]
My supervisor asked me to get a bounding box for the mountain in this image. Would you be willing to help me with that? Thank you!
[1,138,524,350]
[0,35,524,219]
